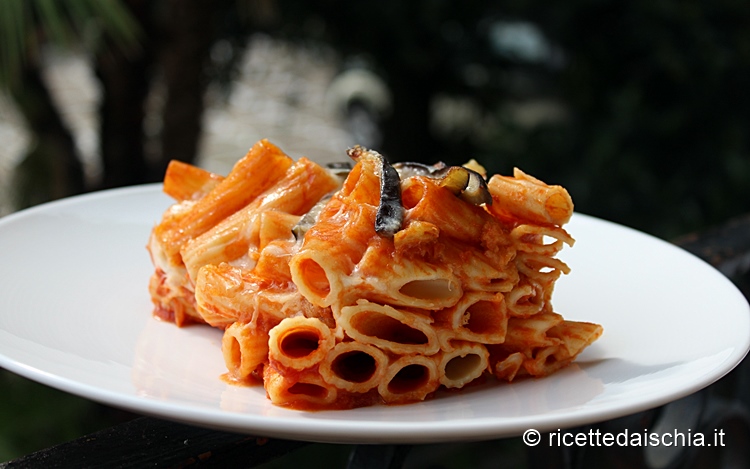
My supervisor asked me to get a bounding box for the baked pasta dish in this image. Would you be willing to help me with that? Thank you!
[147,139,603,410]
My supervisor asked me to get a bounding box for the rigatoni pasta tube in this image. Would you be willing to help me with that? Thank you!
[547,320,604,359]
[438,239,517,293]
[515,251,570,284]
[438,342,490,389]
[194,263,256,328]
[222,321,268,381]
[378,355,440,404]
[353,238,463,310]
[258,211,299,251]
[504,312,564,349]
[268,317,335,370]
[523,344,570,377]
[194,263,331,329]
[506,279,547,318]
[319,342,389,393]
[152,139,293,265]
[338,300,440,355]
[264,366,338,409]
[510,224,574,256]
[181,157,341,281]
[487,168,573,226]
[401,176,499,244]
[433,291,508,346]
[489,349,526,382]
[290,198,376,307]
[162,160,224,202]
[339,150,381,205]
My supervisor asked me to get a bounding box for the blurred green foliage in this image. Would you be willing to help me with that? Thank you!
[0,0,141,88]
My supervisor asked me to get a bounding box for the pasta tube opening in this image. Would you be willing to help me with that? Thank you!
[281,330,323,358]
[524,345,569,377]
[264,366,338,408]
[287,382,330,399]
[355,243,463,309]
[320,342,388,393]
[333,351,377,383]
[401,182,425,210]
[268,317,334,370]
[291,255,341,308]
[379,355,439,403]
[389,364,429,394]
[434,292,507,344]
[221,321,269,380]
[353,314,428,345]
[339,301,440,355]
[463,299,503,336]
[489,348,526,382]
[507,280,546,318]
[445,354,481,381]
[515,252,570,284]
[398,279,459,304]
[227,336,241,370]
[298,259,330,296]
[439,343,489,389]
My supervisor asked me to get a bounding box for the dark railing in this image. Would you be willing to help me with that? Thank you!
[3,214,750,469]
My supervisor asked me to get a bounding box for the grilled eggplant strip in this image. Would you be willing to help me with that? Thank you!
[346,146,492,237]
[460,167,493,205]
[395,161,492,207]
[375,158,404,237]
[435,166,470,195]
[347,146,404,237]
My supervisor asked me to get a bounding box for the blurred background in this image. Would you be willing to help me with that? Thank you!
[1,0,750,465]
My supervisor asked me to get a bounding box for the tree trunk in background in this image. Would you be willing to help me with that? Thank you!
[156,0,215,177]
[10,55,85,209]
[94,0,215,187]
[95,0,154,188]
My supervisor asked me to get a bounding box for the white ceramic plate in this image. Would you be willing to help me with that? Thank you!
[0,185,748,444]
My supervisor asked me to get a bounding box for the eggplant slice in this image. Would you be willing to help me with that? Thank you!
[347,145,404,237]
[395,161,492,206]
[342,146,493,237]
